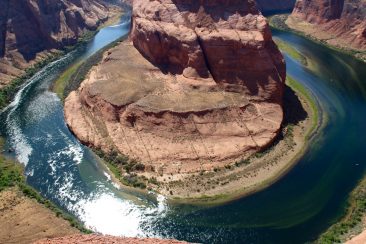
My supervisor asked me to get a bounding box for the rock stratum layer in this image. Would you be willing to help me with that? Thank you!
[65,0,285,175]
[288,0,366,51]
[0,0,110,88]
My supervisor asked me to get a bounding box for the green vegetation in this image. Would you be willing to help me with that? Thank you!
[268,14,291,31]
[54,37,127,100]
[234,159,251,167]
[274,38,308,65]
[94,148,148,189]
[318,177,366,243]
[0,137,91,233]
[286,76,319,138]
[53,62,82,98]
[0,54,62,109]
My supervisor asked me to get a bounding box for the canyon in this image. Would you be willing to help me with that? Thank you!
[0,0,114,89]
[64,0,289,197]
[287,0,366,59]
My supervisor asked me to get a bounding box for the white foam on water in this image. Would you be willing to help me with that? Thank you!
[108,23,124,28]
[104,171,112,181]
[112,182,121,190]
[156,194,167,215]
[26,91,60,123]
[75,193,146,237]
[26,168,34,177]
[6,121,32,165]
[65,143,84,165]
[2,53,74,166]
[55,172,82,203]
[47,143,83,176]
[2,53,72,113]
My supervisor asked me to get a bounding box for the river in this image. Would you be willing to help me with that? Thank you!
[1,12,366,244]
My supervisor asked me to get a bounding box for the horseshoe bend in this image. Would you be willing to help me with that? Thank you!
[64,0,313,200]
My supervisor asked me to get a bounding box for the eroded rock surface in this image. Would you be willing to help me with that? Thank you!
[0,0,110,88]
[288,0,366,51]
[65,0,285,175]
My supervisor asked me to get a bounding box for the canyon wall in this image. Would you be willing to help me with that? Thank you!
[0,0,110,88]
[130,0,286,103]
[288,0,366,51]
[65,0,286,176]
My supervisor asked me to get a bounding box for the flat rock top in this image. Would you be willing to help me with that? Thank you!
[86,42,248,113]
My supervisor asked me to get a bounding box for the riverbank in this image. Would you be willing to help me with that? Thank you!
[53,37,127,100]
[269,14,366,63]
[317,175,366,243]
[0,137,91,243]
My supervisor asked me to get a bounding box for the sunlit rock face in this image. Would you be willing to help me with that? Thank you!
[291,0,366,50]
[0,0,109,87]
[65,0,285,175]
[131,0,286,103]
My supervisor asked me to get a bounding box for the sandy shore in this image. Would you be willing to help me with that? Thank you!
[346,228,366,244]
[0,187,78,244]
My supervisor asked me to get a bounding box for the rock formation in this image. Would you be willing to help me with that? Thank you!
[288,0,366,51]
[0,0,110,88]
[256,0,296,14]
[65,0,285,176]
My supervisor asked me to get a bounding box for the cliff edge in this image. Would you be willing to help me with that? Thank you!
[65,0,287,197]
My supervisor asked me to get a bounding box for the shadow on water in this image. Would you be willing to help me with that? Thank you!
[283,85,308,125]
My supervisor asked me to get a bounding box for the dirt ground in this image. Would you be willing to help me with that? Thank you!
[0,187,78,244]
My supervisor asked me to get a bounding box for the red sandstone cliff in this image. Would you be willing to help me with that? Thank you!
[0,0,111,88]
[288,0,366,51]
[130,0,286,103]
[65,0,285,187]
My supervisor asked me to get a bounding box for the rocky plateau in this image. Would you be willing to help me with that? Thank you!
[65,0,286,179]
